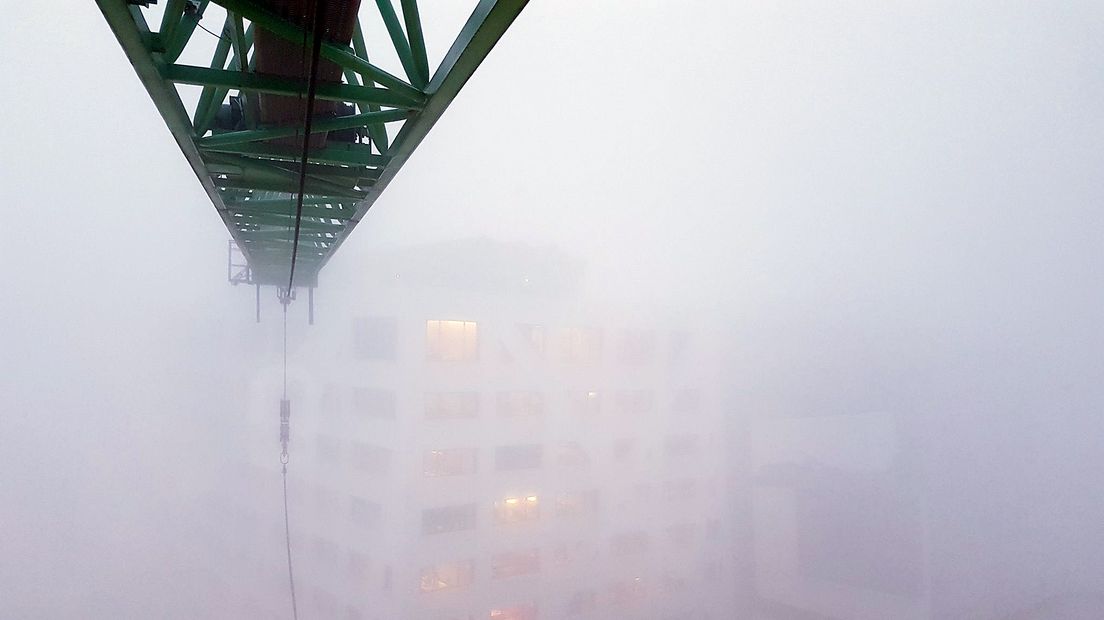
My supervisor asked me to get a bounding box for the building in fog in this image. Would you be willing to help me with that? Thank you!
[229,239,738,619]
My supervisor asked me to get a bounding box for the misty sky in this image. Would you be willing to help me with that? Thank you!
[2,1,1104,618]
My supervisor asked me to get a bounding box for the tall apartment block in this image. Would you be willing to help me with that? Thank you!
[223,239,738,619]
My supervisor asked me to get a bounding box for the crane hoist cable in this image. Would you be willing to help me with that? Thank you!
[278,2,329,618]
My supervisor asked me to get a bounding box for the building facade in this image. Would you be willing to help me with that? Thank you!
[232,240,738,619]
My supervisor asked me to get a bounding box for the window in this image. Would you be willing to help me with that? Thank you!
[617,329,656,363]
[497,391,544,417]
[615,390,653,415]
[559,327,602,362]
[608,578,648,608]
[610,532,650,556]
[566,390,601,415]
[353,317,397,360]
[422,504,477,535]
[495,445,543,471]
[664,435,698,458]
[426,320,478,361]
[489,605,538,620]
[425,392,479,419]
[551,541,593,568]
[491,549,540,579]
[419,560,475,593]
[556,442,589,468]
[555,490,598,517]
[517,323,546,355]
[495,495,539,524]
[351,443,391,474]
[352,389,396,419]
[350,497,381,527]
[424,448,478,477]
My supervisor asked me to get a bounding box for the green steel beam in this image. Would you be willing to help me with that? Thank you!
[400,0,431,88]
[376,0,423,88]
[163,64,425,109]
[199,140,389,167]
[350,21,389,151]
[98,0,528,288]
[199,108,410,146]
[318,0,528,269]
[162,0,209,63]
[96,0,298,283]
[211,0,424,101]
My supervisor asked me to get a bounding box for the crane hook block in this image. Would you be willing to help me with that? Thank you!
[279,398,291,450]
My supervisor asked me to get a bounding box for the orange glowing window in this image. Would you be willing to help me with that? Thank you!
[426,320,478,361]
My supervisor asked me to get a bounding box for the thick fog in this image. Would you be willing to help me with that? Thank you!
[3,1,1104,619]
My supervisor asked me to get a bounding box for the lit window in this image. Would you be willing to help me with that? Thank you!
[491,549,540,579]
[353,317,397,360]
[559,327,602,362]
[424,448,478,477]
[495,495,539,524]
[555,490,598,517]
[495,445,543,471]
[566,390,601,415]
[610,532,649,557]
[419,560,474,593]
[352,388,396,419]
[497,391,544,417]
[489,604,538,620]
[426,320,478,361]
[422,503,477,535]
[608,578,647,608]
[425,391,479,419]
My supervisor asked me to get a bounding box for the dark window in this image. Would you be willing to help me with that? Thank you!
[496,444,543,471]
[353,317,397,360]
[422,504,477,535]
[352,389,395,419]
[491,549,541,579]
[351,443,391,474]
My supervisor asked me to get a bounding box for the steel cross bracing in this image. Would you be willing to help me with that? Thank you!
[98,0,527,287]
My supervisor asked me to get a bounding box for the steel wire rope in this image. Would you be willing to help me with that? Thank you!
[278,2,328,618]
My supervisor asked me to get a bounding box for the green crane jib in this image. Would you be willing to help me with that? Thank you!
[98,0,527,287]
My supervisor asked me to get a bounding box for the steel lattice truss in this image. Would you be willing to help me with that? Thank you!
[98,0,526,286]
